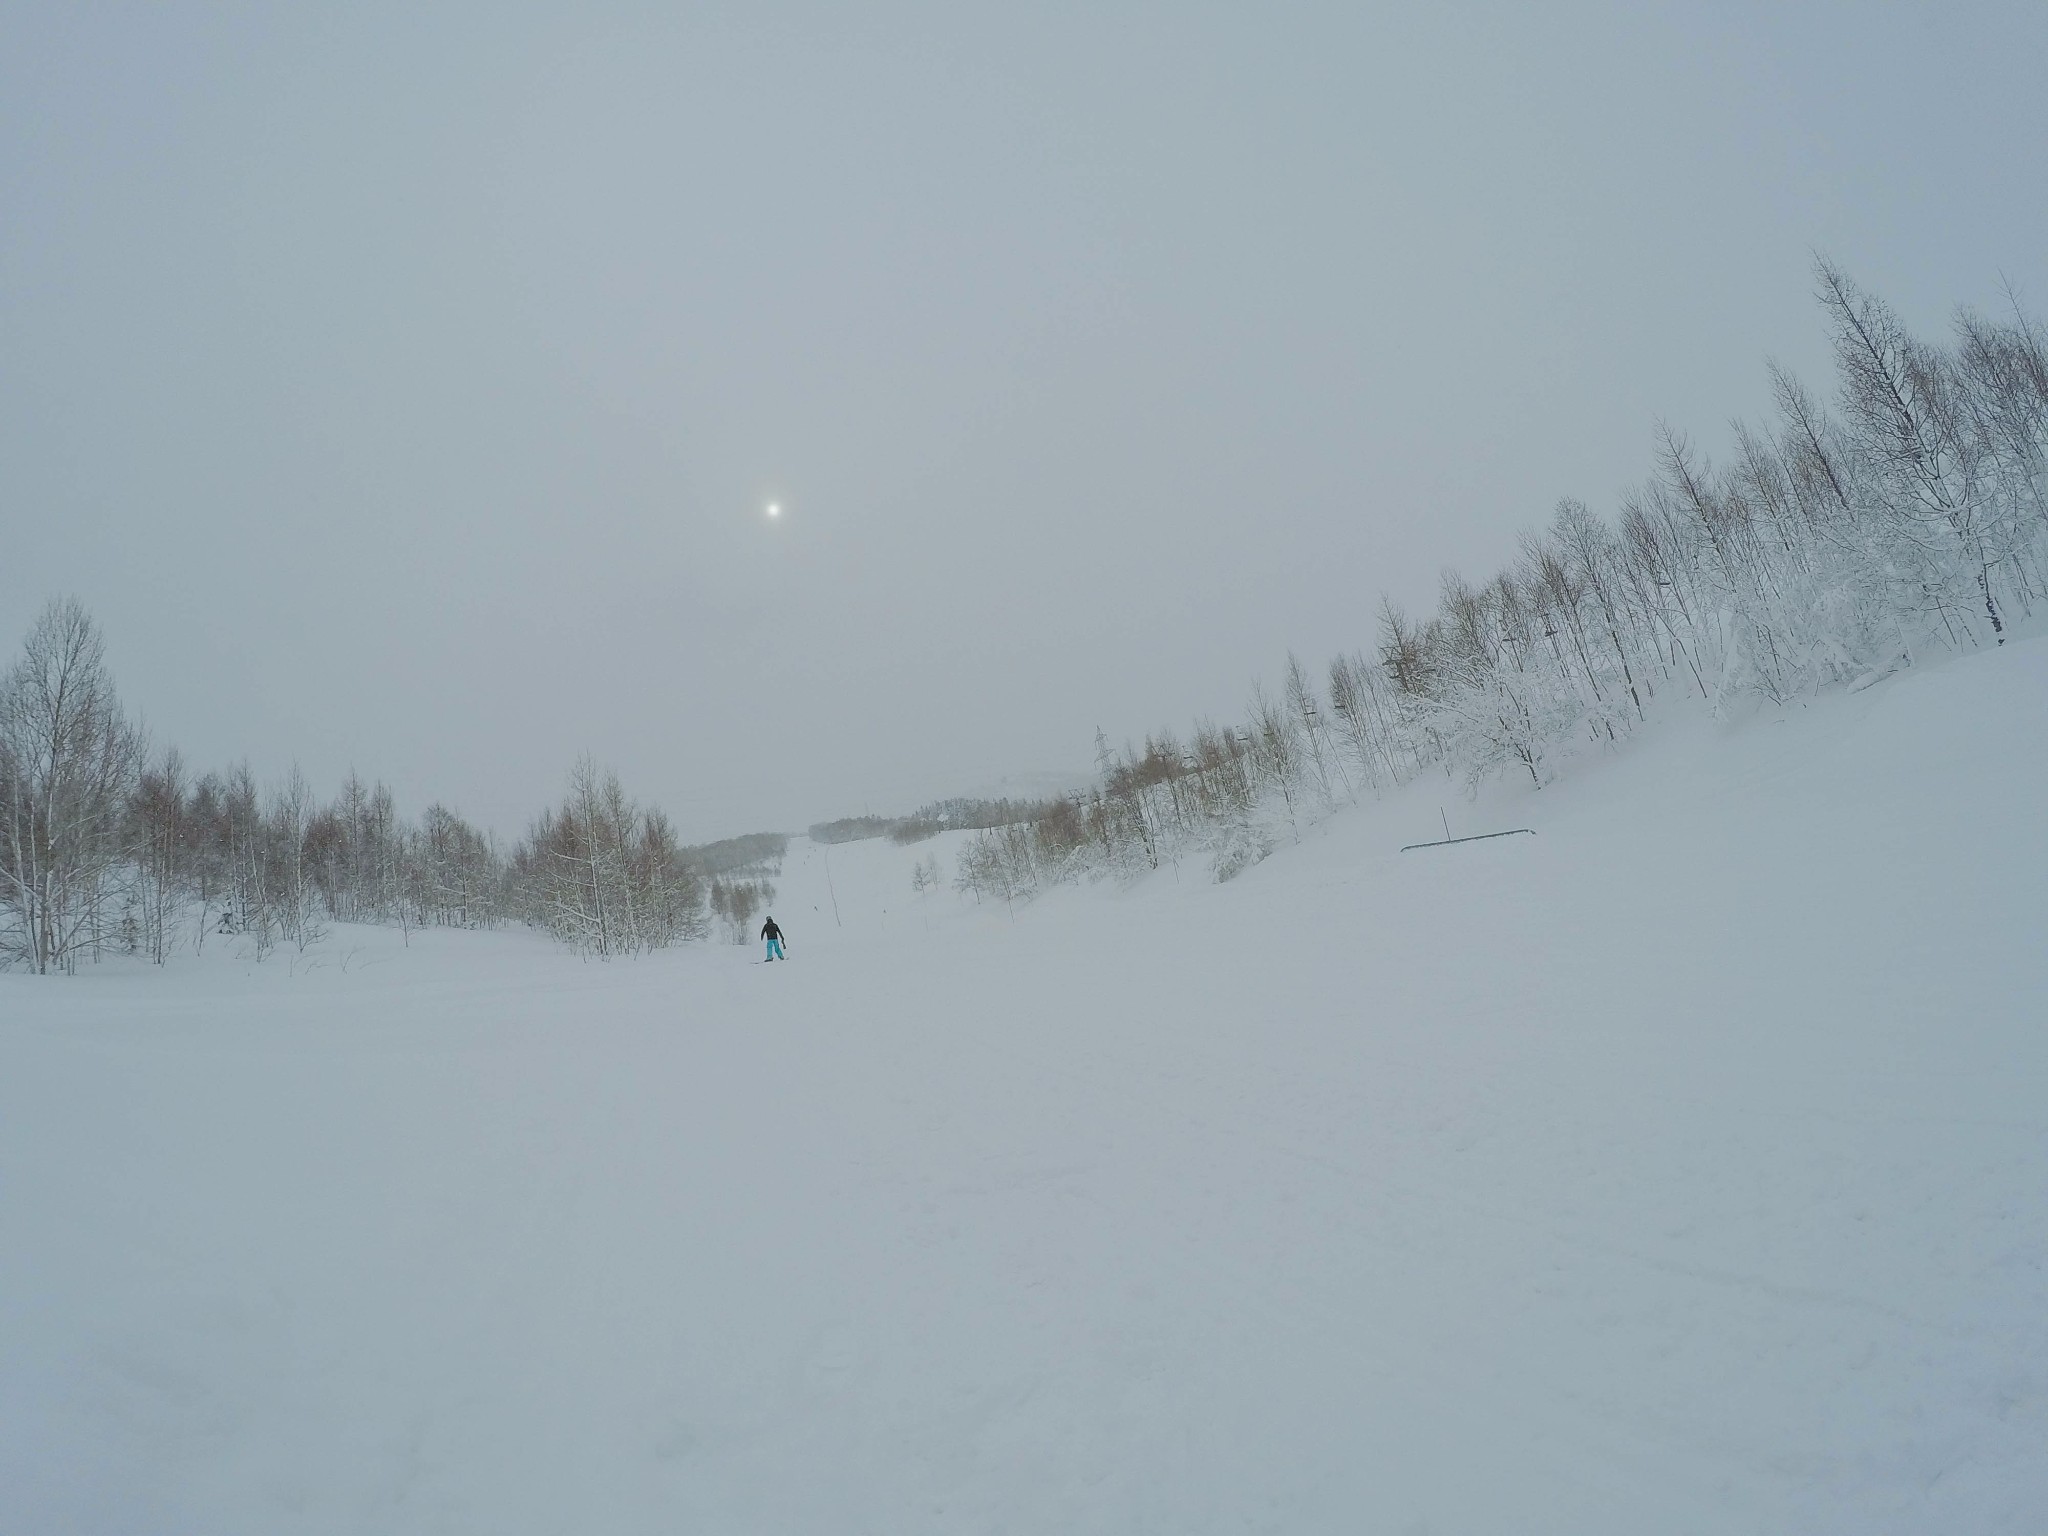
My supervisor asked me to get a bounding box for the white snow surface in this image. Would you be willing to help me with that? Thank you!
[5,640,2047,1534]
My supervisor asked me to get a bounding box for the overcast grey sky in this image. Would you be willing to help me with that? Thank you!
[5,2,2044,837]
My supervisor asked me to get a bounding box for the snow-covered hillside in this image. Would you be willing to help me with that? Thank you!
[5,640,2046,1534]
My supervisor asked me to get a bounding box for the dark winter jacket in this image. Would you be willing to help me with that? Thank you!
[761,918,783,942]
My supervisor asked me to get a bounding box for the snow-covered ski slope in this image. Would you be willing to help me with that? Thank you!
[5,639,2046,1535]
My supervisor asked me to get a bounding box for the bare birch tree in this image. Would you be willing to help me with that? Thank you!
[0,600,144,973]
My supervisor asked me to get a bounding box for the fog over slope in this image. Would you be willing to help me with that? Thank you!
[6,6,2046,832]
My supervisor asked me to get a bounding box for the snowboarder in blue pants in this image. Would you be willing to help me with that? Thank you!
[761,916,786,961]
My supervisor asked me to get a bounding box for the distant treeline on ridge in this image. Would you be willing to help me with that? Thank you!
[808,796,1060,847]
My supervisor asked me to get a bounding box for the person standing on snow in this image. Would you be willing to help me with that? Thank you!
[761,915,786,962]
